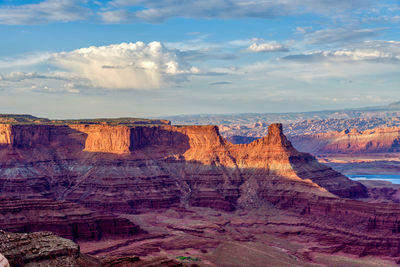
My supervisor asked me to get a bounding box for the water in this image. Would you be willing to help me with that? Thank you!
[347,175,400,184]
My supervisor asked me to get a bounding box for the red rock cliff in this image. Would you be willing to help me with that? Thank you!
[5,122,400,259]
[0,197,140,241]
[291,126,400,155]
[0,122,367,212]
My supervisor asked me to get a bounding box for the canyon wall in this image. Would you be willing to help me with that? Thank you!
[7,122,400,258]
[0,122,367,213]
[291,126,400,155]
[0,124,11,145]
[0,198,140,241]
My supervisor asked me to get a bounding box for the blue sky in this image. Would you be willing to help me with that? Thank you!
[0,0,400,118]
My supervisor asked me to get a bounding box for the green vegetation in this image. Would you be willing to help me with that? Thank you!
[176,256,199,262]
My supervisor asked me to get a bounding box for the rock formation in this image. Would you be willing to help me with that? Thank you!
[290,126,400,155]
[0,230,101,266]
[0,122,367,214]
[0,197,140,241]
[0,253,9,267]
[11,119,400,260]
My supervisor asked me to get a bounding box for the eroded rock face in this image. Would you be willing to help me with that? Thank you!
[290,126,400,155]
[0,122,367,214]
[0,198,140,241]
[268,194,400,257]
[3,121,400,260]
[0,230,101,267]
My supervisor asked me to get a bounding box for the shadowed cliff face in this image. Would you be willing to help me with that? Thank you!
[0,197,140,241]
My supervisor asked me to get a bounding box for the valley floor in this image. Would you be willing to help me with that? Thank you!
[80,206,398,267]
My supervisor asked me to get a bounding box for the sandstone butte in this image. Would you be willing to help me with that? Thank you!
[4,121,400,261]
[291,126,400,155]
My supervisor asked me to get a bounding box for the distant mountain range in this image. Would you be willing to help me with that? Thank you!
[164,101,400,127]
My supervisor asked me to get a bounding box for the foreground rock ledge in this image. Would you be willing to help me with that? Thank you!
[0,230,101,266]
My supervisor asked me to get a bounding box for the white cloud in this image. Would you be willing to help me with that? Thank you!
[0,0,374,25]
[101,0,373,23]
[303,28,384,45]
[0,53,51,70]
[0,71,84,94]
[284,40,400,63]
[0,0,89,25]
[50,41,199,90]
[245,40,288,53]
[234,40,400,83]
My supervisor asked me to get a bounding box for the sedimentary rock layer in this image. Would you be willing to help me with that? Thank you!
[264,193,400,257]
[291,126,400,155]
[0,230,101,266]
[6,121,400,259]
[0,198,140,241]
[0,122,367,214]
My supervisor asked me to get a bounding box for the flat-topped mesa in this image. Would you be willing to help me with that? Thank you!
[0,123,225,154]
[0,121,367,214]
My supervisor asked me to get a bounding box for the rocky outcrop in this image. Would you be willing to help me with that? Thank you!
[0,198,140,241]
[291,126,400,155]
[0,122,367,214]
[0,230,101,266]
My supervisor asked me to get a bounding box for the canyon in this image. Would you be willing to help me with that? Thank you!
[202,118,400,176]
[1,117,400,265]
[290,127,400,155]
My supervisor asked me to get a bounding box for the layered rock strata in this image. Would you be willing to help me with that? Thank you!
[0,123,367,213]
[291,126,400,155]
[6,121,400,259]
[0,198,140,241]
[0,230,101,266]
[264,194,400,257]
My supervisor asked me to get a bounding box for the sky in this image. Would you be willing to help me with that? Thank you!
[0,0,400,119]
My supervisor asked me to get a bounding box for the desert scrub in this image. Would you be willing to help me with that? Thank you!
[177,256,199,261]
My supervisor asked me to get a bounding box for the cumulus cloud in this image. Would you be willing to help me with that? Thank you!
[50,41,199,90]
[245,40,288,53]
[101,0,373,23]
[0,0,89,25]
